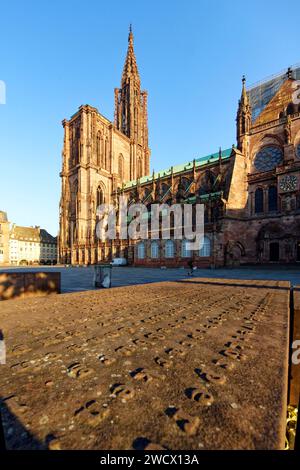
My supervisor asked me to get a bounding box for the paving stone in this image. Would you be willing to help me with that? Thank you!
[0,278,290,450]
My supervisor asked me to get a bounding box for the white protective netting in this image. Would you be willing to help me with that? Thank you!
[248,64,300,122]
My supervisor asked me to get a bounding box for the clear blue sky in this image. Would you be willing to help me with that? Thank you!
[0,0,299,235]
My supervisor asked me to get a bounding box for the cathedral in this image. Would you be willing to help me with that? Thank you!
[59,28,300,267]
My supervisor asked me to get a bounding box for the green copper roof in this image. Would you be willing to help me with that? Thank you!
[199,191,222,201]
[124,148,232,189]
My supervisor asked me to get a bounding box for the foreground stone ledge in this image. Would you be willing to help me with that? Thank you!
[0,272,61,300]
[290,287,300,407]
[0,278,290,450]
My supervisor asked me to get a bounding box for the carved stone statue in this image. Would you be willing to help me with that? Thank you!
[284,115,292,145]
[285,195,292,212]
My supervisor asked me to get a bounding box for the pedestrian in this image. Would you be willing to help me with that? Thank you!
[187,258,194,276]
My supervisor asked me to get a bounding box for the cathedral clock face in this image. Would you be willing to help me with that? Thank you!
[296,143,300,159]
[254,146,283,172]
[279,175,298,192]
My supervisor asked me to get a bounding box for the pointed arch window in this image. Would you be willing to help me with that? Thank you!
[255,188,264,214]
[118,154,124,180]
[104,138,109,170]
[268,186,278,212]
[181,239,191,258]
[137,241,145,259]
[71,179,78,217]
[204,206,209,223]
[254,146,283,172]
[151,241,159,259]
[134,107,138,137]
[97,185,105,208]
[199,236,211,257]
[137,158,143,179]
[287,102,296,115]
[165,240,174,258]
[96,132,102,167]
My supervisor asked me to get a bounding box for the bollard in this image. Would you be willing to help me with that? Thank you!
[94,264,112,288]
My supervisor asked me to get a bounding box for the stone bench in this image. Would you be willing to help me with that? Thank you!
[0,272,61,300]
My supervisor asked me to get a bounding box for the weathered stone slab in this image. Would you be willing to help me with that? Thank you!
[0,278,289,449]
[0,272,60,300]
[290,287,300,407]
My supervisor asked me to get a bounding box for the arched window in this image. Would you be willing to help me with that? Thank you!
[134,107,138,137]
[161,183,170,197]
[204,206,209,224]
[97,186,105,207]
[270,242,279,262]
[137,158,143,178]
[182,178,192,191]
[104,138,109,170]
[165,240,174,258]
[254,146,283,172]
[212,205,220,221]
[199,236,211,257]
[151,241,159,259]
[255,188,264,213]
[72,127,80,165]
[96,132,102,166]
[268,186,278,212]
[71,179,78,217]
[137,241,145,259]
[118,154,124,180]
[286,102,296,115]
[181,239,191,258]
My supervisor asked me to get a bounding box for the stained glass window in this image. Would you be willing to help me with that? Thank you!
[254,146,283,172]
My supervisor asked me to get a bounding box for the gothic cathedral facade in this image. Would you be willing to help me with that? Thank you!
[59,29,300,267]
[59,28,150,265]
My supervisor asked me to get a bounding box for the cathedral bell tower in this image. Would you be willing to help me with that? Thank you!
[114,26,150,180]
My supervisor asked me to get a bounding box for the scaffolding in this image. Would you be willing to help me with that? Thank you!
[247,63,300,122]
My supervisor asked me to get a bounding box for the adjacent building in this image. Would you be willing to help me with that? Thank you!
[0,211,10,265]
[59,28,300,267]
[9,225,57,265]
[39,229,58,265]
[9,225,41,265]
[0,216,57,266]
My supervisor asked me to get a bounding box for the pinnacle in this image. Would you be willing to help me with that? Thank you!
[122,27,140,84]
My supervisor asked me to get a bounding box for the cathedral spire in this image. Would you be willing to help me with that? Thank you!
[236,75,252,150]
[240,75,249,106]
[121,24,140,85]
[114,27,150,180]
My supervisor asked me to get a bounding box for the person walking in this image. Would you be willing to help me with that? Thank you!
[187,257,194,276]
